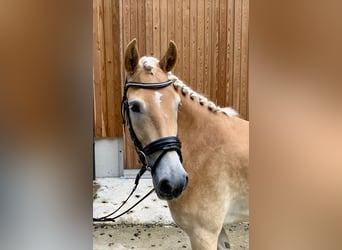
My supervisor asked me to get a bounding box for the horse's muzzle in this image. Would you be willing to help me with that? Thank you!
[156,175,188,200]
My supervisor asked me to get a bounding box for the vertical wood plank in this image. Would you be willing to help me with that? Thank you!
[152,0,160,58]
[196,0,205,93]
[182,0,190,84]
[174,0,183,77]
[98,0,108,137]
[124,130,138,169]
[93,0,102,137]
[137,0,146,54]
[189,0,197,89]
[145,0,153,55]
[226,0,235,108]
[112,0,123,135]
[130,0,138,40]
[233,0,242,112]
[167,0,175,43]
[203,0,212,97]
[217,0,227,107]
[160,0,168,57]
[103,0,116,136]
[210,0,220,103]
[240,0,249,119]
[122,0,130,56]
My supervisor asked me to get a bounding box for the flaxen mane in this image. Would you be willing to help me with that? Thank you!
[139,56,239,117]
[167,72,239,117]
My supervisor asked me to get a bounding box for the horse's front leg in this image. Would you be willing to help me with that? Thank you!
[187,227,231,250]
[187,226,220,250]
[168,202,223,250]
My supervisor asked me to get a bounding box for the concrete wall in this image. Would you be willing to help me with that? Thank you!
[94,138,123,177]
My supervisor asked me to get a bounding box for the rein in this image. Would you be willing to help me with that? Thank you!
[93,79,182,222]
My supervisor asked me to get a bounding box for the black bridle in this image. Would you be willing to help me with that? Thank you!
[121,79,183,180]
[93,78,183,222]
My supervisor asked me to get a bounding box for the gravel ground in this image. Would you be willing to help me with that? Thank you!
[93,178,249,249]
[93,222,249,250]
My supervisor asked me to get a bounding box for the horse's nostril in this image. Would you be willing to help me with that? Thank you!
[183,176,189,190]
[158,180,172,196]
[158,177,188,199]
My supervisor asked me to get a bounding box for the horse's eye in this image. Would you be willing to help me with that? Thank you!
[129,102,141,113]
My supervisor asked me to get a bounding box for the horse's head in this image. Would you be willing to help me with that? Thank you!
[123,39,188,200]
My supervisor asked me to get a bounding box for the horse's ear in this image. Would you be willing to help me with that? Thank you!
[124,38,140,74]
[159,40,177,72]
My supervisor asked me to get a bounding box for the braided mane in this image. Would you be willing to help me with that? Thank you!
[167,72,238,117]
[137,55,238,117]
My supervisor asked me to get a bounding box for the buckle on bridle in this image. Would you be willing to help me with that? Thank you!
[138,150,150,170]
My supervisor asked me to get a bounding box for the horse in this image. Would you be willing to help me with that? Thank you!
[122,38,249,250]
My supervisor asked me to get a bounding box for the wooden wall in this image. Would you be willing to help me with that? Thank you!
[121,0,249,118]
[93,0,249,168]
[93,0,122,138]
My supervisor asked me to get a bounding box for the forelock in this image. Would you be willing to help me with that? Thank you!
[139,56,159,72]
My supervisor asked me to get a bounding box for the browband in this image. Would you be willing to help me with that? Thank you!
[124,80,173,94]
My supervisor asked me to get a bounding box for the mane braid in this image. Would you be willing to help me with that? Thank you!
[167,72,238,117]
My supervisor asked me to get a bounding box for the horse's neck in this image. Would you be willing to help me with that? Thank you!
[177,93,227,149]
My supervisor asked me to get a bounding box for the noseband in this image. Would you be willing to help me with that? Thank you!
[121,79,183,180]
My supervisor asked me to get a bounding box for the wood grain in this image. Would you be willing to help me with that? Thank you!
[93,0,249,168]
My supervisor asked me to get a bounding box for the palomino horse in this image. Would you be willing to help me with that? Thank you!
[122,39,249,250]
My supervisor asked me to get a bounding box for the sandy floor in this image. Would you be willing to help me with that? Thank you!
[93,222,249,249]
[93,178,249,249]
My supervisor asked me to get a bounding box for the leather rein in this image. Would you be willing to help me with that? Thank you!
[93,79,182,222]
